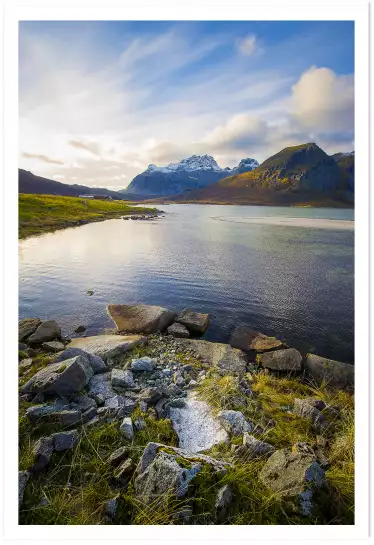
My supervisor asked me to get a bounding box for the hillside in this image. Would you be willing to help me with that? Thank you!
[123,155,259,196]
[19,169,143,201]
[168,143,354,207]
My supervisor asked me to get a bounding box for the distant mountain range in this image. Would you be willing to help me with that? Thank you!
[163,144,354,207]
[120,155,259,196]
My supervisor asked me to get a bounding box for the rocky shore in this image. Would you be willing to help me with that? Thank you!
[18,304,354,525]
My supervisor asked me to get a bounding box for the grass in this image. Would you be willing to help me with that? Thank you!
[19,193,158,239]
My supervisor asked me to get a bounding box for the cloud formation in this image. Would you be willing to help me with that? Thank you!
[68,140,101,156]
[21,152,64,165]
[238,34,257,56]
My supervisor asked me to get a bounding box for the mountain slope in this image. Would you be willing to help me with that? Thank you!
[122,154,259,196]
[18,169,139,200]
[169,143,354,207]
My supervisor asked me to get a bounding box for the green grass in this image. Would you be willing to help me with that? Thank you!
[19,193,158,239]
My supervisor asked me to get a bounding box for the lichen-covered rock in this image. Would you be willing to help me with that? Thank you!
[259,449,327,517]
[21,355,94,396]
[19,470,30,509]
[293,399,328,432]
[69,334,146,363]
[107,304,175,334]
[120,417,134,440]
[178,339,248,376]
[130,356,156,372]
[230,326,284,352]
[56,347,106,374]
[53,429,80,451]
[167,322,190,338]
[31,436,54,472]
[19,318,41,342]
[176,309,210,334]
[111,368,135,389]
[27,320,61,345]
[304,353,354,389]
[257,348,302,371]
[218,410,252,436]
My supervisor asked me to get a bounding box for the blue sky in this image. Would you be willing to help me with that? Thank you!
[19,20,354,189]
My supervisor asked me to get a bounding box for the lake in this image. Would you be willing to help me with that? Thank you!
[19,204,354,363]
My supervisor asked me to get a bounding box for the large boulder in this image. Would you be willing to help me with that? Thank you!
[68,334,146,363]
[56,347,106,373]
[19,318,41,342]
[257,348,302,372]
[259,448,327,517]
[107,304,175,334]
[21,355,94,396]
[230,325,284,353]
[27,320,61,345]
[178,339,248,376]
[304,353,354,389]
[176,309,210,335]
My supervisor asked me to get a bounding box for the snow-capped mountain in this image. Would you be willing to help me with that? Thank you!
[122,154,259,196]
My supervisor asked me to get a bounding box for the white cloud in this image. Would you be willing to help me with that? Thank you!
[238,34,257,56]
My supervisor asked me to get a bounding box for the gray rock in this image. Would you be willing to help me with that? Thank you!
[304,353,354,389]
[259,448,327,516]
[26,399,70,425]
[69,334,146,363]
[218,410,253,436]
[120,417,134,440]
[92,393,105,406]
[169,393,228,453]
[215,484,233,522]
[240,433,276,459]
[113,458,134,485]
[31,392,45,404]
[81,406,97,423]
[294,399,328,432]
[257,348,302,371]
[58,410,82,427]
[111,368,135,389]
[116,398,138,417]
[56,347,106,374]
[107,304,175,334]
[131,357,156,372]
[21,355,94,396]
[19,358,33,371]
[70,395,97,412]
[41,341,65,353]
[31,436,54,472]
[74,325,86,334]
[176,309,210,334]
[134,417,146,431]
[19,318,41,342]
[107,446,130,466]
[19,470,30,508]
[104,497,118,519]
[53,429,80,451]
[139,386,164,406]
[27,320,61,345]
[19,342,27,351]
[104,395,126,411]
[155,397,168,419]
[88,373,116,400]
[230,325,284,352]
[167,323,190,338]
[178,339,248,376]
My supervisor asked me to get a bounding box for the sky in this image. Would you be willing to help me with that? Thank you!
[19,20,354,190]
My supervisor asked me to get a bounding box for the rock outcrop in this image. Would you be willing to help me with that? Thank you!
[304,353,354,389]
[69,334,146,363]
[257,348,302,371]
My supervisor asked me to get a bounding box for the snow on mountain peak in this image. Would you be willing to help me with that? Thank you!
[145,154,259,175]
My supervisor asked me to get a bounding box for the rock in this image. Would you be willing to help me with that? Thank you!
[58,410,82,427]
[187,379,198,389]
[19,318,41,342]
[294,399,328,432]
[111,368,135,389]
[19,358,33,371]
[120,417,134,440]
[215,484,233,522]
[69,335,146,363]
[107,446,130,466]
[304,353,354,389]
[27,320,61,345]
[74,325,86,334]
[88,373,116,400]
[167,323,190,338]
[104,497,118,519]
[155,397,168,419]
[230,326,284,352]
[292,442,315,456]
[31,436,54,472]
[70,395,97,411]
[139,387,164,406]
[31,392,44,404]
[130,357,156,372]
[19,470,30,508]
[21,355,94,396]
[81,406,97,423]
[53,430,80,451]
[41,341,65,353]
[240,433,276,459]
[218,410,252,436]
[169,392,228,453]
[26,399,70,424]
[116,398,138,417]
[177,339,248,376]
[113,458,134,485]
[56,347,106,374]
[259,448,327,517]
[107,304,175,334]
[176,309,210,334]
[257,348,302,372]
[134,417,146,431]
[92,393,105,406]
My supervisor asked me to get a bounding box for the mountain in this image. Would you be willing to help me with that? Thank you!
[18,169,141,200]
[167,143,354,207]
[121,154,259,196]
[331,152,354,192]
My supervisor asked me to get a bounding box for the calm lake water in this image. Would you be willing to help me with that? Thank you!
[19,204,354,363]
